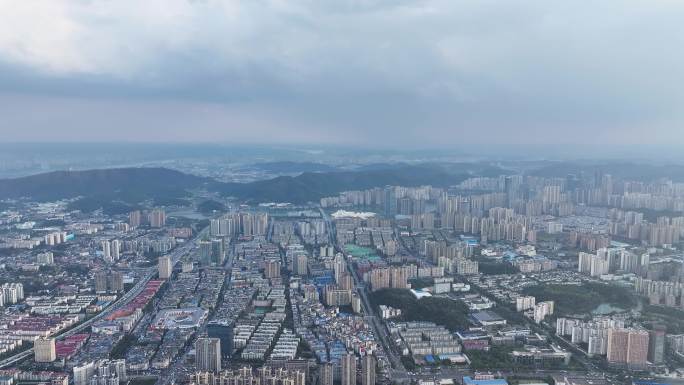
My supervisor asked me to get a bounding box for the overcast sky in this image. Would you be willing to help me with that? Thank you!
[0,0,683,147]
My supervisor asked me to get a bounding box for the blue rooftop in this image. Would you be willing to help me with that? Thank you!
[462,377,508,385]
[633,382,671,385]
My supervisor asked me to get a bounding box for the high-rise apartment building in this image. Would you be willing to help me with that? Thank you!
[649,326,666,364]
[361,355,376,385]
[338,274,354,291]
[516,296,536,312]
[384,186,397,218]
[111,239,121,260]
[34,337,56,362]
[94,271,109,293]
[618,250,639,273]
[627,330,649,367]
[239,212,269,236]
[264,260,281,278]
[211,238,225,265]
[607,328,649,367]
[182,261,194,273]
[578,251,610,277]
[199,240,212,266]
[194,367,304,385]
[341,353,357,385]
[294,254,308,276]
[97,359,127,383]
[149,209,166,228]
[319,363,334,385]
[456,258,479,275]
[101,240,111,262]
[210,217,237,237]
[128,210,141,227]
[324,286,352,306]
[77,359,127,385]
[207,323,234,358]
[369,268,390,291]
[533,301,554,323]
[607,328,629,364]
[37,252,54,265]
[196,337,222,372]
[333,254,346,282]
[2,283,24,304]
[94,270,123,292]
[158,256,173,279]
[109,271,124,292]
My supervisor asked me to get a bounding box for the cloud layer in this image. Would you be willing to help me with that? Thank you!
[1,0,683,146]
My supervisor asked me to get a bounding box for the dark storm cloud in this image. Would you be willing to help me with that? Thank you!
[0,0,683,145]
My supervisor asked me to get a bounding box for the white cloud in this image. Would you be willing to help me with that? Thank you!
[0,0,683,145]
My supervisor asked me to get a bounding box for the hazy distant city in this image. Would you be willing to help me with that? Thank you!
[2,152,684,385]
[3,1,684,385]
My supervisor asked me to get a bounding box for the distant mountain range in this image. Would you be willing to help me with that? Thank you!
[3,160,680,212]
[0,162,506,209]
[220,163,499,203]
[0,168,208,202]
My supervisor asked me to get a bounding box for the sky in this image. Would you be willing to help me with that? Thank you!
[0,0,683,147]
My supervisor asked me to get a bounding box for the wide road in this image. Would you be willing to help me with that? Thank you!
[395,368,612,384]
[319,207,408,378]
[157,230,233,385]
[346,260,407,377]
[318,207,336,245]
[0,227,208,369]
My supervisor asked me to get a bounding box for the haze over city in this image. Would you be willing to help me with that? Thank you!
[4,2,684,385]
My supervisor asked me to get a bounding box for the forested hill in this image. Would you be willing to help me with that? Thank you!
[0,162,506,205]
[0,167,207,201]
